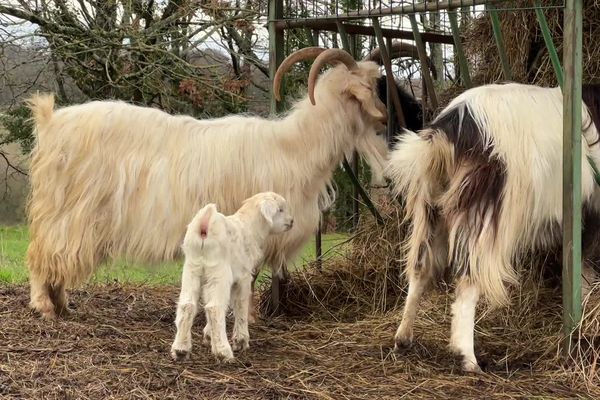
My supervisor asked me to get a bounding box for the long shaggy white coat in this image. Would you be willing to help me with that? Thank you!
[25,58,389,319]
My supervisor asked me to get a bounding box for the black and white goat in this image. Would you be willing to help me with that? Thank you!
[385,82,600,372]
[366,42,438,142]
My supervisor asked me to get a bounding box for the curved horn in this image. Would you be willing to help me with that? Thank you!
[363,42,419,63]
[308,48,358,106]
[273,47,327,102]
[363,41,438,80]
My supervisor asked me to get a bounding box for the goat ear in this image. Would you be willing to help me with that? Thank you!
[260,199,278,226]
[345,81,387,123]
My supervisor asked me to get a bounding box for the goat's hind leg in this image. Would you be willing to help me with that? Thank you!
[29,273,57,320]
[171,263,202,361]
[449,278,482,373]
[203,272,234,362]
[394,216,447,349]
[394,266,433,349]
[27,240,61,320]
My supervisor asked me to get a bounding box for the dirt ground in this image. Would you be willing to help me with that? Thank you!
[0,283,596,400]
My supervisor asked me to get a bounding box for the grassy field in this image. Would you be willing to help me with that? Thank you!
[0,225,349,285]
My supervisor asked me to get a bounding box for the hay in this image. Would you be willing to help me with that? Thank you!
[259,196,600,397]
[462,1,600,87]
[1,207,599,398]
[1,279,598,399]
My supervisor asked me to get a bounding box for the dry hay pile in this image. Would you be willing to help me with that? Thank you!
[463,0,600,87]
[429,1,600,112]
[258,193,600,398]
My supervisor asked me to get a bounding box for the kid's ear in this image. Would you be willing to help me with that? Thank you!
[260,199,278,226]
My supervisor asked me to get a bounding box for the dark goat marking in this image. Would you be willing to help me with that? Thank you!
[429,104,490,163]
[427,106,506,277]
[376,76,424,147]
[582,83,600,146]
[455,157,506,241]
[448,161,506,281]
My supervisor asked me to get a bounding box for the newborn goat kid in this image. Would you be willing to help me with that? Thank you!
[170,192,293,362]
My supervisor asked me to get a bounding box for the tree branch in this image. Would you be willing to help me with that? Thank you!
[0,151,28,177]
[0,4,51,28]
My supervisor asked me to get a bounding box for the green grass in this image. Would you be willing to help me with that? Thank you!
[0,225,349,285]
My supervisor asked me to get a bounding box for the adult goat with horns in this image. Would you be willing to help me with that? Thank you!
[25,47,390,320]
[385,82,600,373]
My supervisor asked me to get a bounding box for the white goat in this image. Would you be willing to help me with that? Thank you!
[25,47,390,320]
[171,192,293,362]
[385,82,600,373]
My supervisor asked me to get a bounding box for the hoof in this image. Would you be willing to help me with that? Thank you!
[462,360,484,374]
[393,333,413,351]
[171,348,191,361]
[30,303,57,320]
[232,336,249,352]
[213,346,234,363]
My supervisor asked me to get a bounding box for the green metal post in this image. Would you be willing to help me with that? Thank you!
[486,4,513,81]
[312,29,321,267]
[372,17,407,129]
[336,22,351,52]
[342,159,385,226]
[408,14,439,109]
[562,0,583,357]
[348,33,360,230]
[448,10,472,88]
[386,36,395,142]
[269,0,284,115]
[312,29,319,47]
[268,0,285,314]
[535,0,564,88]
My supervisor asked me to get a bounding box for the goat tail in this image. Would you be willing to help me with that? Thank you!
[197,203,217,239]
[384,128,453,280]
[384,128,453,219]
[182,203,225,256]
[26,93,55,133]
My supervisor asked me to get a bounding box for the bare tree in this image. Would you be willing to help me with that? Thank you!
[0,1,270,116]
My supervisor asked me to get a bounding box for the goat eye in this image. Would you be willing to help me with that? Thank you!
[279,208,283,212]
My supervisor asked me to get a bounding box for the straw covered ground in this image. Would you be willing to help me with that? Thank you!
[1,197,598,399]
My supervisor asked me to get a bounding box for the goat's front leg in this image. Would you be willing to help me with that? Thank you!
[171,263,202,361]
[231,279,251,351]
[449,278,482,373]
[203,273,234,362]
